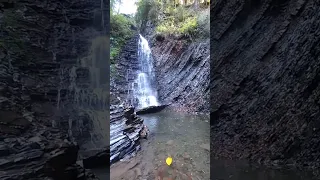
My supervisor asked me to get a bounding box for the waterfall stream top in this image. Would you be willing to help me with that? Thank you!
[139,34,151,52]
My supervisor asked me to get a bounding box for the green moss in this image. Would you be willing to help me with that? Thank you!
[110,14,135,64]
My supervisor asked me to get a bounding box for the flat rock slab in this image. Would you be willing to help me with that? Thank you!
[136,105,169,115]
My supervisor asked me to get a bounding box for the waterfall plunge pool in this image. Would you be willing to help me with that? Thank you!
[92,111,317,180]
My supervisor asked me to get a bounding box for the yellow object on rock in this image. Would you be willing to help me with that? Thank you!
[166,156,173,166]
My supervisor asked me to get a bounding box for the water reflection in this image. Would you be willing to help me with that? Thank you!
[142,116,158,134]
[100,111,316,180]
[140,111,210,179]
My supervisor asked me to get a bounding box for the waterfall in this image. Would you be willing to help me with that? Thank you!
[131,35,159,109]
[65,36,109,148]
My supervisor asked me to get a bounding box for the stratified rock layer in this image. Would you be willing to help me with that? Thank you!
[150,36,210,113]
[110,106,147,164]
[110,34,139,105]
[0,125,98,180]
[0,0,109,179]
[211,0,320,171]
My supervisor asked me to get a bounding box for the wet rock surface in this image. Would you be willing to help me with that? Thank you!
[136,105,168,115]
[0,0,109,179]
[110,106,149,164]
[211,0,320,176]
[110,34,139,105]
[0,125,98,180]
[149,36,210,114]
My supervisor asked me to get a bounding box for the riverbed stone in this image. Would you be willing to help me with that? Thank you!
[200,144,210,151]
[166,140,174,145]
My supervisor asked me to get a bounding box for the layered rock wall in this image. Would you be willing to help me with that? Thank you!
[151,37,210,113]
[0,0,109,148]
[0,0,109,179]
[111,34,139,104]
[211,0,320,170]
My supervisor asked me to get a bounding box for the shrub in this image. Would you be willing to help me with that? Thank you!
[110,14,134,63]
[155,13,197,36]
[178,17,197,35]
[196,8,210,37]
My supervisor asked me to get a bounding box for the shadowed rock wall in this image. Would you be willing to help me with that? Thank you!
[211,0,320,171]
[0,0,109,179]
[151,37,210,113]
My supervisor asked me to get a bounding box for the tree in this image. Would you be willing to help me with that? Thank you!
[194,0,199,9]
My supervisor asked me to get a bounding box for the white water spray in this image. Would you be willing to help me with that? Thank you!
[131,35,159,109]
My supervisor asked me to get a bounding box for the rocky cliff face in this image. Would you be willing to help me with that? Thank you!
[150,36,210,113]
[110,34,150,164]
[0,0,109,179]
[211,0,320,172]
[111,34,139,105]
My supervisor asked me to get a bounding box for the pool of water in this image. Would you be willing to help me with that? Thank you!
[139,110,210,179]
[97,110,316,180]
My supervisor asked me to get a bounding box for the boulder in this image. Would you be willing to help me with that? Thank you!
[82,148,110,169]
[136,105,168,115]
[124,107,135,119]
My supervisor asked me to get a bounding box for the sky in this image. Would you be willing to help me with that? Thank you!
[114,0,138,15]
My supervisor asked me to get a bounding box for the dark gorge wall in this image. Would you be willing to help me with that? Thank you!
[1,0,109,146]
[0,0,109,179]
[151,37,210,113]
[211,0,320,171]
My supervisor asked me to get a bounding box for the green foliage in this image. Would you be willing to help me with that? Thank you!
[135,0,209,38]
[135,0,161,29]
[110,14,135,64]
[178,17,197,34]
[155,5,197,36]
[110,43,120,63]
[196,8,210,37]
[174,6,190,22]
[135,0,152,28]
[156,16,197,36]
[148,1,161,23]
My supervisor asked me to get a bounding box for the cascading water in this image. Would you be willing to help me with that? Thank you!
[131,35,159,109]
[110,34,158,164]
[61,36,110,150]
